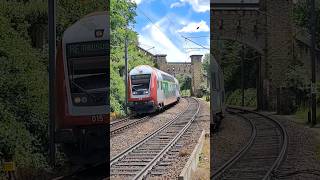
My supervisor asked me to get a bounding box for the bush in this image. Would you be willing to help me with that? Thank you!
[0,14,48,178]
[226,88,257,107]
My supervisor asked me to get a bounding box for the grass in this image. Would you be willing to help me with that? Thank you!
[294,106,320,124]
[192,135,210,180]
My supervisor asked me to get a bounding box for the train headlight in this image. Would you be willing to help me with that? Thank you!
[145,90,149,94]
[133,91,138,95]
[74,97,81,104]
[81,96,88,103]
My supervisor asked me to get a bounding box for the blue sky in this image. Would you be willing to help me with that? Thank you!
[131,0,210,62]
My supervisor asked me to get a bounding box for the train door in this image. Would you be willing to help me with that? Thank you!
[156,70,164,107]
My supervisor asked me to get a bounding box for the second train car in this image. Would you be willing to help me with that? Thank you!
[211,55,225,132]
[128,65,180,114]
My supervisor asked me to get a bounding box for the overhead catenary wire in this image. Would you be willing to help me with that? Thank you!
[137,7,209,52]
[163,13,210,51]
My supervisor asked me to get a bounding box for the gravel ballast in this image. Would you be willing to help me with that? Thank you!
[160,99,210,179]
[111,98,188,158]
[265,113,320,180]
[211,111,252,173]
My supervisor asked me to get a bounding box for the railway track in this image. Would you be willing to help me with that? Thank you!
[110,117,131,127]
[110,97,200,179]
[111,116,151,136]
[212,107,288,180]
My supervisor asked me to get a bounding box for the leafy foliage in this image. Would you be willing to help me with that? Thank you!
[226,88,257,107]
[293,1,320,46]
[217,40,258,104]
[110,0,154,115]
[0,0,109,177]
[0,12,48,175]
[176,74,192,92]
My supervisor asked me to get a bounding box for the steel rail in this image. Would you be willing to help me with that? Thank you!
[211,106,288,180]
[211,108,257,179]
[229,107,288,180]
[110,98,191,165]
[110,98,199,179]
[133,98,200,179]
[110,116,150,136]
[110,117,131,127]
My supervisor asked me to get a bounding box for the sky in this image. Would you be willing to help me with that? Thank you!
[131,0,210,62]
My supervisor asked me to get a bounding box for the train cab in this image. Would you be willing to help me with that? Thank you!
[54,11,109,164]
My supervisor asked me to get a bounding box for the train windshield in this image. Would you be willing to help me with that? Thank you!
[66,41,108,106]
[131,74,151,95]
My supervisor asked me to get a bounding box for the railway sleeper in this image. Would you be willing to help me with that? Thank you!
[129,152,159,156]
[157,161,173,166]
[124,156,154,160]
[138,145,166,148]
[115,162,149,166]
[120,158,153,162]
[111,166,142,171]
[111,171,140,175]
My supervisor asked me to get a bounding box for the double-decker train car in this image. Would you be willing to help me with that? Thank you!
[211,55,225,132]
[128,65,180,114]
[54,11,109,164]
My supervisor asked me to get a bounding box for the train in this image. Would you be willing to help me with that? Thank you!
[128,65,181,114]
[54,11,109,164]
[211,55,225,132]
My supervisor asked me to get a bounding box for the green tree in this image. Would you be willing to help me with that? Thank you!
[0,14,48,176]
[110,0,154,115]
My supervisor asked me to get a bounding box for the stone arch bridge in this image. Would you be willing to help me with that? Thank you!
[211,0,320,111]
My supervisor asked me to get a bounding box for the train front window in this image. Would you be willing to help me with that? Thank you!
[131,74,151,95]
[66,41,108,106]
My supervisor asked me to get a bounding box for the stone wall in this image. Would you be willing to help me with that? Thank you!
[154,54,205,97]
[210,0,304,111]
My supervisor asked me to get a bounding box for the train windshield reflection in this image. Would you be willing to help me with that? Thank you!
[131,74,151,95]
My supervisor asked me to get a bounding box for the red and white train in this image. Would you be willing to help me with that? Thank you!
[128,65,181,114]
[54,11,109,163]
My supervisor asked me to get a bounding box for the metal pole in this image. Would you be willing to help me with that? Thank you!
[48,0,56,166]
[241,45,245,107]
[310,0,317,126]
[125,35,128,115]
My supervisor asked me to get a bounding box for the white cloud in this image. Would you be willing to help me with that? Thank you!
[170,0,209,13]
[130,0,142,5]
[137,15,209,62]
[177,20,209,33]
[170,2,185,8]
[139,19,188,62]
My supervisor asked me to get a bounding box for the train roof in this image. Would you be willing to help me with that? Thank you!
[62,11,109,43]
[130,65,154,75]
[130,65,178,81]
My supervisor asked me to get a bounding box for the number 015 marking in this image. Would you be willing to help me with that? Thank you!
[91,115,104,122]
